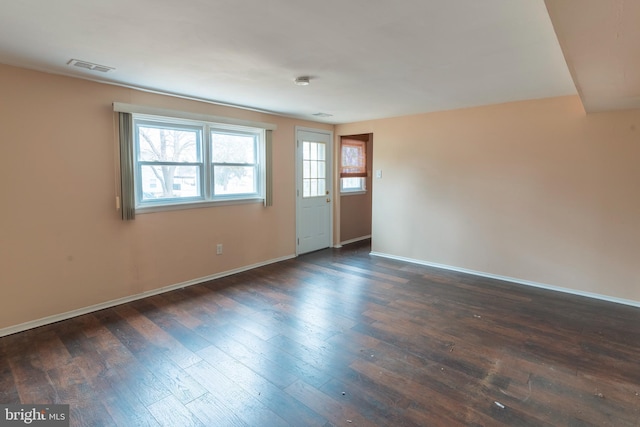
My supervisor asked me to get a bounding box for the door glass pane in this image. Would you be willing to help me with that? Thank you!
[302,140,327,198]
[303,160,310,179]
[318,178,325,196]
[303,179,310,197]
[309,142,318,160]
[303,141,310,160]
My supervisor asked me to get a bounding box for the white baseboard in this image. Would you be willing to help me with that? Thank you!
[370,251,640,309]
[340,235,372,246]
[0,254,296,338]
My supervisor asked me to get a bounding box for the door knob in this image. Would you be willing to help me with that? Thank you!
[326,198,331,203]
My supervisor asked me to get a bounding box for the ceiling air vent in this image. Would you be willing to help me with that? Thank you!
[67,59,115,73]
[312,112,333,118]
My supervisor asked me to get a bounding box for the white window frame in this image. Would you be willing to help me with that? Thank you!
[210,127,263,201]
[340,177,367,194]
[132,114,266,213]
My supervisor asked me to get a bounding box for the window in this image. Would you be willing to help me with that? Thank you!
[340,138,367,194]
[211,130,259,197]
[115,103,276,219]
[133,115,264,209]
[136,120,203,202]
[341,177,366,192]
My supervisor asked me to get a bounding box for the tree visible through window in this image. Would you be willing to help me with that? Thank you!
[137,123,201,200]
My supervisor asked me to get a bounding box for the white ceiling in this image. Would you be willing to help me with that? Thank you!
[0,0,579,123]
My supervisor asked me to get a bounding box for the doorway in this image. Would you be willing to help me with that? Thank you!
[338,133,373,246]
[295,127,333,255]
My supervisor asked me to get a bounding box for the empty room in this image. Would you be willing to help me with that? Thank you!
[1,0,639,426]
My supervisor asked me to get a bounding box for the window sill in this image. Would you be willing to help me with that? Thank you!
[340,191,367,197]
[135,197,264,214]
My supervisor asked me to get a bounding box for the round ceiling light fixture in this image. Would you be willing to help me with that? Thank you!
[294,76,310,86]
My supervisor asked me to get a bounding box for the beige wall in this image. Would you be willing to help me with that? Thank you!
[336,96,640,303]
[339,135,373,243]
[0,64,331,330]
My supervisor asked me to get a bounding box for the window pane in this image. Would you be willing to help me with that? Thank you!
[310,161,318,179]
[211,132,256,163]
[213,165,256,195]
[309,142,318,161]
[303,141,310,160]
[140,165,201,200]
[318,160,325,178]
[318,143,325,161]
[138,126,199,162]
[310,179,318,197]
[303,160,310,179]
[341,177,365,192]
[303,179,310,197]
[318,178,325,195]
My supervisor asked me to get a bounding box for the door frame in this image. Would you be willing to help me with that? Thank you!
[295,126,334,256]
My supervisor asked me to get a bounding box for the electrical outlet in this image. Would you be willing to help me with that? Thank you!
[216,244,223,255]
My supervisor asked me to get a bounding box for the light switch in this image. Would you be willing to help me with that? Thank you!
[375,169,382,178]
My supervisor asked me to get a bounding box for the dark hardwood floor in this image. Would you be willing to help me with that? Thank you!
[2,240,640,426]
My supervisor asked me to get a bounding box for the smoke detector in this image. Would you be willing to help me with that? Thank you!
[294,76,310,86]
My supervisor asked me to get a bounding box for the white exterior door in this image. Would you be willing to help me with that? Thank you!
[296,128,333,255]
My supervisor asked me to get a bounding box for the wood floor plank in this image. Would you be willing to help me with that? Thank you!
[185,360,289,427]
[284,378,372,426]
[129,299,211,352]
[134,347,207,405]
[112,304,202,369]
[216,323,330,389]
[101,372,161,427]
[147,394,205,427]
[0,342,20,403]
[196,325,299,389]
[186,392,249,427]
[197,344,328,426]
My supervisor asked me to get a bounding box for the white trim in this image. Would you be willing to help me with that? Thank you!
[113,102,277,130]
[0,254,295,338]
[135,197,264,215]
[341,235,372,246]
[370,252,640,309]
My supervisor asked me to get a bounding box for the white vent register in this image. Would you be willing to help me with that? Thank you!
[67,59,115,73]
